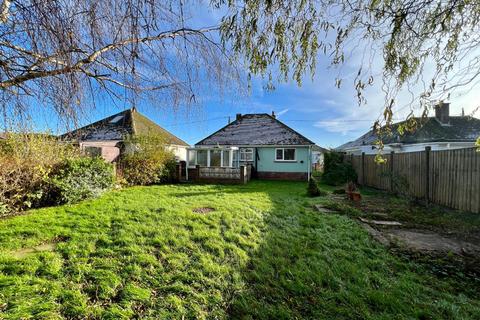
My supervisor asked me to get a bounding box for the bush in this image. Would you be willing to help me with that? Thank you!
[118,134,176,186]
[48,157,114,204]
[307,177,327,197]
[322,152,357,186]
[0,133,80,214]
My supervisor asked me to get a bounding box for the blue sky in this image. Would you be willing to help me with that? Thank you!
[26,3,480,148]
[31,52,480,149]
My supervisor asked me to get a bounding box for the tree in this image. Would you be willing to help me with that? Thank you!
[0,0,239,127]
[2,0,480,132]
[217,0,480,128]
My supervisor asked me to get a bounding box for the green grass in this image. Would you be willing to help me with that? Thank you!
[0,181,479,319]
[319,179,480,241]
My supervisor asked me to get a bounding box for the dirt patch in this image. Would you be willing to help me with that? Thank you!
[360,223,391,246]
[13,243,56,258]
[386,229,480,255]
[11,236,69,258]
[192,207,215,214]
[359,221,480,256]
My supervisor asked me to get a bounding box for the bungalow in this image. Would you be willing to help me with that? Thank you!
[337,103,480,155]
[186,112,320,181]
[61,107,189,162]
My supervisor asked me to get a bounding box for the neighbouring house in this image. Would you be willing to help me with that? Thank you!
[185,112,320,181]
[61,107,189,162]
[337,103,480,155]
[311,145,329,172]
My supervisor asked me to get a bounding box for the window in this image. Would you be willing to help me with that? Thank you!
[187,150,196,167]
[197,150,208,166]
[109,115,124,123]
[222,150,230,167]
[84,146,102,157]
[275,148,296,161]
[210,150,221,167]
[240,148,254,161]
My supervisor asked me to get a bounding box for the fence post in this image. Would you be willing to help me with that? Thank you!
[361,152,365,185]
[240,165,245,184]
[425,146,431,203]
[390,151,394,192]
[195,165,200,182]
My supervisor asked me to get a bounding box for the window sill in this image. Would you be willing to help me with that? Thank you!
[274,160,297,163]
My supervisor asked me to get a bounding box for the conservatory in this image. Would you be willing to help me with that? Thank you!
[184,146,252,183]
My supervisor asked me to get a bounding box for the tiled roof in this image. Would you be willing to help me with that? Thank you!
[61,108,189,146]
[337,116,480,150]
[196,113,315,146]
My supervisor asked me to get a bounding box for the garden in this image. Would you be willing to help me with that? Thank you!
[1,141,480,319]
[1,180,480,318]
[0,133,176,217]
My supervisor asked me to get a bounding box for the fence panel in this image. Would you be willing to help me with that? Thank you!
[347,147,480,213]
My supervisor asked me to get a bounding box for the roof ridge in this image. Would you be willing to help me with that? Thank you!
[196,112,315,146]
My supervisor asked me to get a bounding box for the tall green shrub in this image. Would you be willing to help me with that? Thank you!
[118,134,176,186]
[322,152,357,186]
[48,157,114,204]
[307,177,321,197]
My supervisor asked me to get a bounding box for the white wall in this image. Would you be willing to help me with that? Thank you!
[341,141,477,155]
[168,145,188,161]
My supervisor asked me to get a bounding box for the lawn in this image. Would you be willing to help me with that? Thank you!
[0,181,479,319]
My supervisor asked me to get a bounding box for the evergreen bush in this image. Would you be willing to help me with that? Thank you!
[48,157,114,204]
[307,177,321,197]
[322,152,357,186]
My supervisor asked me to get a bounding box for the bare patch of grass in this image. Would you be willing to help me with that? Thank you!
[192,207,215,214]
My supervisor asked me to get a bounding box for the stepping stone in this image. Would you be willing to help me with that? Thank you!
[359,217,402,226]
[314,204,338,214]
[359,223,391,246]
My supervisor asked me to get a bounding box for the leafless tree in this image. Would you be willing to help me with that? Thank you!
[0,0,240,129]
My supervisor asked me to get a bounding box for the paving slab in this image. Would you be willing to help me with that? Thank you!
[359,217,402,226]
[314,204,338,214]
[386,229,480,255]
[359,223,391,246]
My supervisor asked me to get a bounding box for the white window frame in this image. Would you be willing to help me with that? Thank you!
[239,148,254,161]
[275,148,296,162]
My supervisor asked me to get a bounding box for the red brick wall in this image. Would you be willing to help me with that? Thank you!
[257,171,308,181]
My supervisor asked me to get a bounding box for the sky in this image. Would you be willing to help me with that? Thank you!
[26,3,480,149]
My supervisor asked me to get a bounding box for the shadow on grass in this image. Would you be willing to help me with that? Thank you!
[0,180,479,319]
[223,181,480,319]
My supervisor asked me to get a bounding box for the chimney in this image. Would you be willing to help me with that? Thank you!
[434,102,450,124]
[236,113,242,121]
[462,108,465,117]
[271,111,276,119]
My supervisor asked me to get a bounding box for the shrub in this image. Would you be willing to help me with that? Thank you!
[307,177,327,197]
[48,157,114,204]
[0,133,79,214]
[118,134,176,186]
[322,152,357,186]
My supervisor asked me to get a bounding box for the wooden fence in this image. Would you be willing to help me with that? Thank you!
[347,147,480,213]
